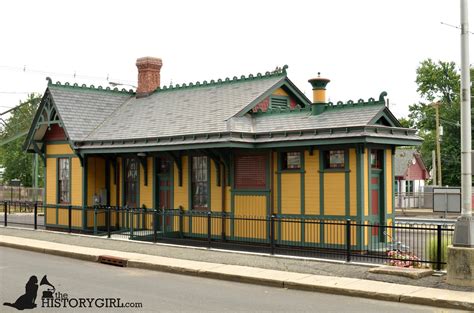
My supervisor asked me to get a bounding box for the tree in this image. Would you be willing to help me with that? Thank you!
[0,94,43,186]
[407,59,463,186]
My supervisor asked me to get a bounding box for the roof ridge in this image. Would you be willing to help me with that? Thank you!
[154,65,288,94]
[46,77,135,95]
[324,91,388,111]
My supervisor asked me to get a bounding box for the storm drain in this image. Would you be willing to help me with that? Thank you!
[98,255,128,267]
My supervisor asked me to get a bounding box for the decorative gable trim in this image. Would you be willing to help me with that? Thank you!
[368,106,402,128]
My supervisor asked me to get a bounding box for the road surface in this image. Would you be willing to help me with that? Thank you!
[0,247,463,313]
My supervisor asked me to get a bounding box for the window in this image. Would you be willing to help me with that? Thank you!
[405,180,414,193]
[58,158,70,204]
[371,150,383,169]
[125,158,138,208]
[234,154,267,189]
[192,156,208,210]
[324,150,345,169]
[281,152,301,170]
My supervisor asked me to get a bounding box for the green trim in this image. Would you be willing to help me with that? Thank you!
[44,140,70,145]
[82,156,88,230]
[46,154,76,158]
[152,157,157,209]
[319,150,324,243]
[232,190,270,195]
[48,80,134,95]
[300,150,305,244]
[345,150,350,218]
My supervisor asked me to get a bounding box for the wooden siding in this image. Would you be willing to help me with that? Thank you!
[140,157,153,209]
[305,150,319,215]
[349,148,357,216]
[46,143,74,155]
[46,157,57,204]
[174,156,188,210]
[87,157,106,206]
[272,88,288,96]
[71,157,83,206]
[324,173,345,215]
[281,173,300,214]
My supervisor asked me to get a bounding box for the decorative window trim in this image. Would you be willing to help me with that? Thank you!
[279,151,303,172]
[57,157,71,204]
[191,155,210,210]
[321,149,348,172]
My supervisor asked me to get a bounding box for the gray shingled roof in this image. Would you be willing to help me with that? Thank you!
[84,75,284,141]
[49,86,132,141]
[394,148,417,177]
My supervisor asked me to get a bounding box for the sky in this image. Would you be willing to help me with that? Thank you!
[0,0,472,119]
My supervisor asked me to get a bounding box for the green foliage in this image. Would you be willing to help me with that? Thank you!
[407,59,465,186]
[427,235,450,270]
[0,94,43,187]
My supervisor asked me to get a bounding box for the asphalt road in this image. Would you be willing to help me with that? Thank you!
[0,247,465,313]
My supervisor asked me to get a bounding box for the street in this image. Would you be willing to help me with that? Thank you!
[0,247,464,313]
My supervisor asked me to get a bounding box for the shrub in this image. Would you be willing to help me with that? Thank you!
[427,236,450,270]
[386,250,422,268]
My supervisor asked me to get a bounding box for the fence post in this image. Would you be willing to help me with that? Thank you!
[436,224,442,271]
[34,202,38,230]
[346,219,351,262]
[153,209,158,242]
[207,211,212,248]
[161,208,166,237]
[130,209,134,239]
[107,206,111,238]
[270,214,275,255]
[4,201,7,227]
[93,206,98,235]
[221,212,226,241]
[68,205,72,233]
[179,207,183,238]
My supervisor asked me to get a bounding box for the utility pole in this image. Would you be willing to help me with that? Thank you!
[432,150,437,185]
[453,0,474,248]
[434,102,442,186]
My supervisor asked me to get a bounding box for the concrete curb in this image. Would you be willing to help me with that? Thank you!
[1,236,473,311]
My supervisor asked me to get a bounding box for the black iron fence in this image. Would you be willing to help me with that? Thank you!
[1,202,454,270]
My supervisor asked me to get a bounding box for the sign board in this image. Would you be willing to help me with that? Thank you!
[433,187,461,213]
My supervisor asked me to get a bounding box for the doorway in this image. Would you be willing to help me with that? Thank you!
[155,157,173,231]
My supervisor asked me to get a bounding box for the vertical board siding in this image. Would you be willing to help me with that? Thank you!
[109,162,116,206]
[46,207,56,224]
[349,149,357,216]
[87,157,106,206]
[323,173,345,215]
[174,156,188,210]
[386,150,393,215]
[281,174,301,214]
[234,195,266,239]
[210,161,222,212]
[71,157,82,207]
[305,150,320,215]
[46,158,56,204]
[140,157,153,208]
[364,148,369,216]
[273,152,278,214]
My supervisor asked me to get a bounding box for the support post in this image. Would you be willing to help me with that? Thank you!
[153,209,158,242]
[34,202,38,230]
[346,219,352,262]
[68,205,72,233]
[437,224,442,271]
[270,214,276,255]
[179,207,184,238]
[4,201,7,227]
[107,206,111,238]
[207,211,212,248]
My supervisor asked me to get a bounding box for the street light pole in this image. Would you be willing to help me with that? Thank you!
[452,0,473,247]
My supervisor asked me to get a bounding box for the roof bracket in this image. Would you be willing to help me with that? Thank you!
[32,141,46,165]
[138,156,148,186]
[165,151,182,186]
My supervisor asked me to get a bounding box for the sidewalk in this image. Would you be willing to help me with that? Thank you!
[1,227,473,310]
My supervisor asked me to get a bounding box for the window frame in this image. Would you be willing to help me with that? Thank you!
[191,155,210,210]
[57,157,71,204]
[322,149,347,171]
[279,151,303,172]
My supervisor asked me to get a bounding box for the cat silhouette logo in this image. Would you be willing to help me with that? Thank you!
[3,275,55,310]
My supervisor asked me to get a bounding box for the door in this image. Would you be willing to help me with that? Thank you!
[369,150,385,244]
[155,157,172,231]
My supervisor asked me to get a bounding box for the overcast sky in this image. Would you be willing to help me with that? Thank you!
[0,0,472,118]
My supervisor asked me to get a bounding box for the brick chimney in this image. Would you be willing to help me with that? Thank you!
[136,57,163,97]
